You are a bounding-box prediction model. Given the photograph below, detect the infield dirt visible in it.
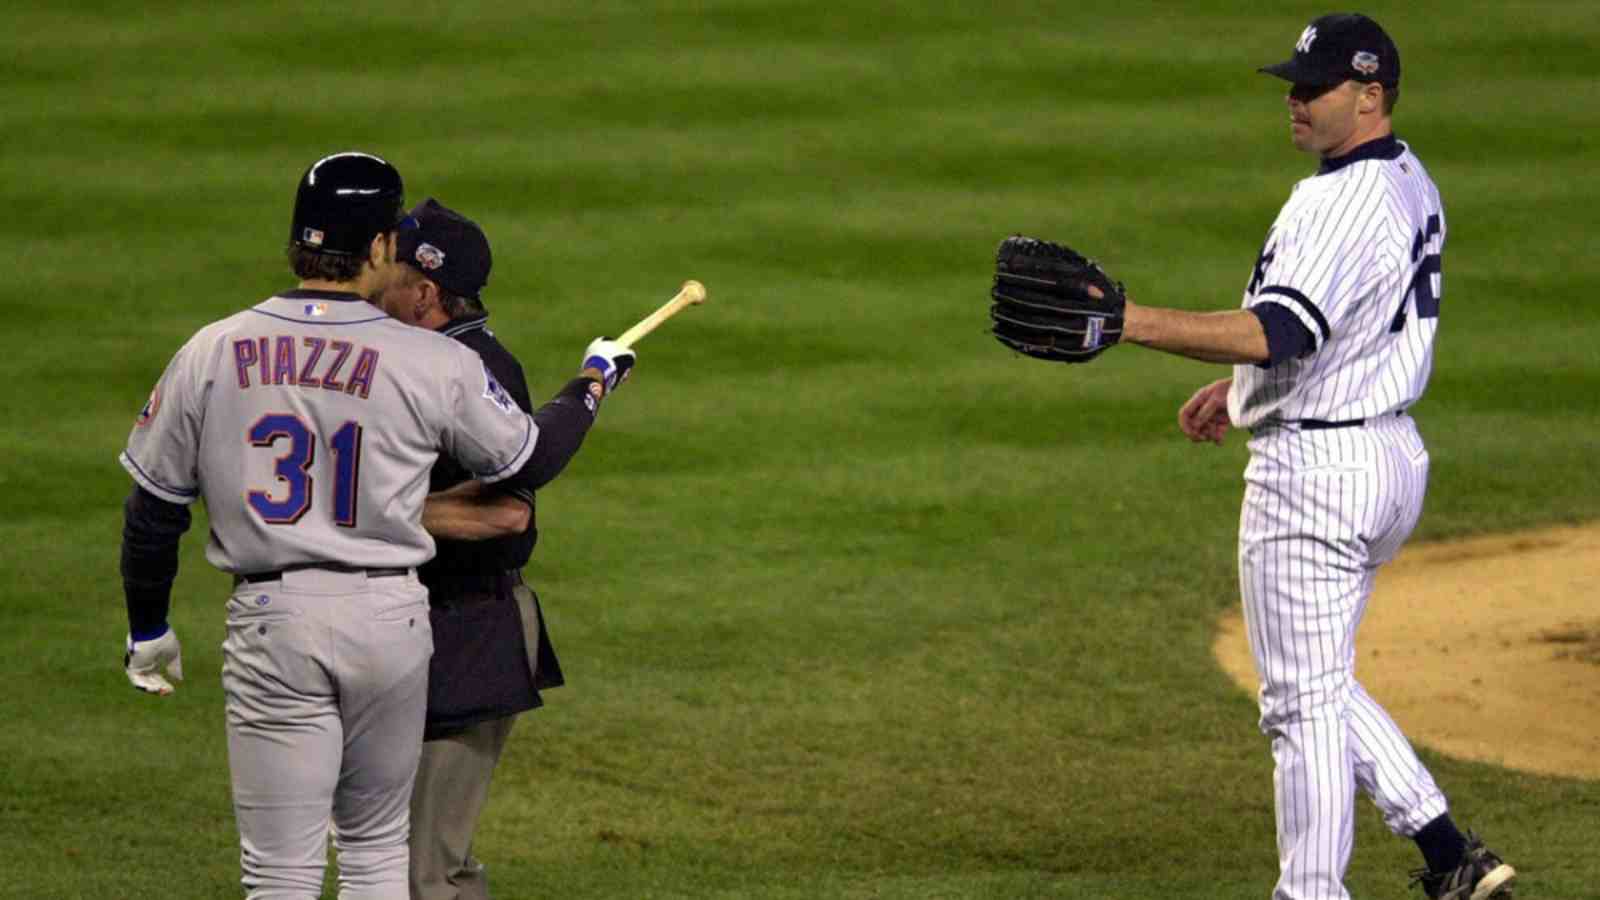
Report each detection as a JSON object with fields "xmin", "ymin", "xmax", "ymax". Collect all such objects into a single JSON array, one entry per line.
[{"xmin": 1214, "ymin": 522, "xmax": 1600, "ymax": 780}]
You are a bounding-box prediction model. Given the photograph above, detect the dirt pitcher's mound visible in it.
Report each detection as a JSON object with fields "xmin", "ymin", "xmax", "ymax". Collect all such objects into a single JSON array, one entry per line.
[{"xmin": 1214, "ymin": 522, "xmax": 1600, "ymax": 781}]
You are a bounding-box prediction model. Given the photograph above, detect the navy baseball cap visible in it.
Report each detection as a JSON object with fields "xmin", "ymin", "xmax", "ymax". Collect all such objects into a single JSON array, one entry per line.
[
  {"xmin": 395, "ymin": 198, "xmax": 492, "ymax": 301},
  {"xmin": 1259, "ymin": 13, "xmax": 1400, "ymax": 87}
]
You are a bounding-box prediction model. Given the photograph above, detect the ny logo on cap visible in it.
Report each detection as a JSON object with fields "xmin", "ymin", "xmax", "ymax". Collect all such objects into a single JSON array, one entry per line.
[{"xmin": 1296, "ymin": 25, "xmax": 1318, "ymax": 53}]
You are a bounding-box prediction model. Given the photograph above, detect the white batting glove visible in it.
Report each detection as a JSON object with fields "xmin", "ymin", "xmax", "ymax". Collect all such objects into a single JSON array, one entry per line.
[
  {"xmin": 125, "ymin": 628, "xmax": 183, "ymax": 696},
  {"xmin": 581, "ymin": 337, "xmax": 636, "ymax": 395}
]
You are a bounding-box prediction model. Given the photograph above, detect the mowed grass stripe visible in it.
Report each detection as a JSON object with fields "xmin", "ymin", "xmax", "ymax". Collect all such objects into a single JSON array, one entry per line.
[{"xmin": 2, "ymin": 2, "xmax": 1596, "ymax": 898}]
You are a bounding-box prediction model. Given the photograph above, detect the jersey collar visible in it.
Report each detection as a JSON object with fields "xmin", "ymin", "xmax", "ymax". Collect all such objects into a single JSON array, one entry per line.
[
  {"xmin": 278, "ymin": 288, "xmax": 369, "ymax": 303},
  {"xmin": 1318, "ymin": 134, "xmax": 1403, "ymax": 175},
  {"xmin": 439, "ymin": 313, "xmax": 490, "ymax": 338},
  {"xmin": 254, "ymin": 290, "xmax": 390, "ymax": 325}
]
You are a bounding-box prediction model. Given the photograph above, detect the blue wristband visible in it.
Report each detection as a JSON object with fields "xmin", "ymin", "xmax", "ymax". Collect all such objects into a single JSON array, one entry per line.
[{"xmin": 130, "ymin": 624, "xmax": 170, "ymax": 642}]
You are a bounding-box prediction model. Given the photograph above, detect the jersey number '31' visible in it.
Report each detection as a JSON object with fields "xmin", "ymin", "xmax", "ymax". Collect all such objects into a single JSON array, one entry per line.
[
  {"xmin": 1390, "ymin": 213, "xmax": 1442, "ymax": 332},
  {"xmin": 247, "ymin": 414, "xmax": 364, "ymax": 527}
]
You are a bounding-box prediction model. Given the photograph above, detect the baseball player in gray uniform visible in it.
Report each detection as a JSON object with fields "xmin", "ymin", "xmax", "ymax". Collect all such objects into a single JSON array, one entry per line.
[
  {"xmin": 1110, "ymin": 15, "xmax": 1514, "ymax": 900},
  {"xmin": 118, "ymin": 151, "xmax": 635, "ymax": 899}
]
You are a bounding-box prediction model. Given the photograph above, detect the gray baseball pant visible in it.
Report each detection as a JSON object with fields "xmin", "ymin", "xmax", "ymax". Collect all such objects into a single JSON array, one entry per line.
[{"xmin": 222, "ymin": 568, "xmax": 433, "ymax": 899}]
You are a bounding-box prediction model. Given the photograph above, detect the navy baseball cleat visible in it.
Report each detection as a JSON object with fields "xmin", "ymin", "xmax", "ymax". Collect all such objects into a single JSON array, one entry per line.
[{"xmin": 1410, "ymin": 832, "xmax": 1516, "ymax": 899}]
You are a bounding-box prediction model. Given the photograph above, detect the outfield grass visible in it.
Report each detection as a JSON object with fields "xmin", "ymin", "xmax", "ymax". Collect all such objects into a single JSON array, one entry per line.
[{"xmin": 2, "ymin": 2, "xmax": 1596, "ymax": 898}]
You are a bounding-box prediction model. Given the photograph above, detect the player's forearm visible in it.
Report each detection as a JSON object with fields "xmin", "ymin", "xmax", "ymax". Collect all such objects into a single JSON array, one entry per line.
[
  {"xmin": 1122, "ymin": 302, "xmax": 1270, "ymax": 365},
  {"xmin": 422, "ymin": 482, "xmax": 530, "ymax": 540},
  {"xmin": 499, "ymin": 376, "xmax": 601, "ymax": 496},
  {"xmin": 121, "ymin": 485, "xmax": 191, "ymax": 638}
]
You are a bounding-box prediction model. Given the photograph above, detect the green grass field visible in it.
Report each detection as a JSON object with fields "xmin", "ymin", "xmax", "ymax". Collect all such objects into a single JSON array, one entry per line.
[{"xmin": 3, "ymin": 2, "xmax": 1597, "ymax": 897}]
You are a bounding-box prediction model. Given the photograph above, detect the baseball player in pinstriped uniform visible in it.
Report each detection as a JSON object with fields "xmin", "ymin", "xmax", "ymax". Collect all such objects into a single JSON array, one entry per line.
[
  {"xmin": 118, "ymin": 152, "xmax": 635, "ymax": 898},
  {"xmin": 1113, "ymin": 15, "xmax": 1515, "ymax": 900}
]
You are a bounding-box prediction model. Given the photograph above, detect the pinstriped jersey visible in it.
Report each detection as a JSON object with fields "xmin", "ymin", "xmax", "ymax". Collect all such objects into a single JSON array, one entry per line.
[
  {"xmin": 120, "ymin": 290, "xmax": 538, "ymax": 574},
  {"xmin": 1228, "ymin": 136, "xmax": 1445, "ymax": 429}
]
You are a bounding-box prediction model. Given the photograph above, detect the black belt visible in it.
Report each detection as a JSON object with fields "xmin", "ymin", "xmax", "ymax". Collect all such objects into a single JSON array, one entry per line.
[
  {"xmin": 1294, "ymin": 409, "xmax": 1406, "ymax": 430},
  {"xmin": 423, "ymin": 570, "xmax": 522, "ymax": 597},
  {"xmin": 235, "ymin": 565, "xmax": 410, "ymax": 585},
  {"xmin": 421, "ymin": 571, "xmax": 523, "ymax": 610}
]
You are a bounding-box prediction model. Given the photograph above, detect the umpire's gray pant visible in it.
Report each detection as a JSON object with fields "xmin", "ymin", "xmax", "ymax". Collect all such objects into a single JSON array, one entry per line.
[
  {"xmin": 408, "ymin": 715, "xmax": 517, "ymax": 900},
  {"xmin": 223, "ymin": 568, "xmax": 433, "ymax": 899}
]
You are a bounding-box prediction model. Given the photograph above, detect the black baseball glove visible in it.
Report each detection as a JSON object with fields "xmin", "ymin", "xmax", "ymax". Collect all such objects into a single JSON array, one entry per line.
[{"xmin": 990, "ymin": 235, "xmax": 1126, "ymax": 363}]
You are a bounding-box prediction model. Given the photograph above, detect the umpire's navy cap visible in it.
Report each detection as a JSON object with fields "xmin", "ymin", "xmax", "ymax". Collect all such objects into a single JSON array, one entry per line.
[
  {"xmin": 1259, "ymin": 13, "xmax": 1400, "ymax": 87},
  {"xmin": 395, "ymin": 198, "xmax": 492, "ymax": 301}
]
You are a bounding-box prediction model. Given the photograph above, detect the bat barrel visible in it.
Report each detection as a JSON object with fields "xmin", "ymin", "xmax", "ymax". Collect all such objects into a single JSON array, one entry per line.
[{"xmin": 616, "ymin": 280, "xmax": 707, "ymax": 348}]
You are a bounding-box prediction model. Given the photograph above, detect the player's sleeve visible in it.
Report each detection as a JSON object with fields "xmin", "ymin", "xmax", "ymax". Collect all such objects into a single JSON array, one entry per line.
[
  {"xmin": 122, "ymin": 484, "xmax": 192, "ymax": 639},
  {"xmin": 439, "ymin": 345, "xmax": 540, "ymax": 485},
  {"xmin": 497, "ymin": 377, "xmax": 601, "ymax": 496},
  {"xmin": 471, "ymin": 348, "xmax": 598, "ymax": 502},
  {"xmin": 1246, "ymin": 184, "xmax": 1384, "ymax": 355},
  {"xmin": 1249, "ymin": 303, "xmax": 1316, "ymax": 366},
  {"xmin": 499, "ymin": 355, "xmax": 534, "ymax": 418},
  {"xmin": 1247, "ymin": 223, "xmax": 1333, "ymax": 355},
  {"xmin": 119, "ymin": 336, "xmax": 207, "ymax": 505}
]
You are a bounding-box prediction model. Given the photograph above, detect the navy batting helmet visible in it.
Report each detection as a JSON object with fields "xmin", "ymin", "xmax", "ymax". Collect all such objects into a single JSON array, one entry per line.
[{"xmin": 289, "ymin": 152, "xmax": 406, "ymax": 256}]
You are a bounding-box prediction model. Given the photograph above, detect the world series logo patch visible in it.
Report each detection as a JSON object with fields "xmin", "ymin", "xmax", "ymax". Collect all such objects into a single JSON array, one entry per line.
[
  {"xmin": 481, "ymin": 363, "xmax": 517, "ymax": 415},
  {"xmin": 135, "ymin": 384, "xmax": 162, "ymax": 427},
  {"xmin": 415, "ymin": 242, "xmax": 446, "ymax": 271}
]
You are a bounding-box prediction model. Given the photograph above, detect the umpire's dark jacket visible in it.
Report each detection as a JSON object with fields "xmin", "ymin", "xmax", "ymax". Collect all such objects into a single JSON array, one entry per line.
[{"xmin": 421, "ymin": 313, "xmax": 576, "ymax": 741}]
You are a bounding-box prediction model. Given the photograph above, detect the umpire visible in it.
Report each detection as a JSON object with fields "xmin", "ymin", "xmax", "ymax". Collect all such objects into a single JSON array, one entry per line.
[{"xmin": 383, "ymin": 199, "xmax": 589, "ymax": 900}]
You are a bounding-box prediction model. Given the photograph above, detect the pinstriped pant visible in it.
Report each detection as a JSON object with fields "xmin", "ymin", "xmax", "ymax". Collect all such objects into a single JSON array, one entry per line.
[{"xmin": 1239, "ymin": 415, "xmax": 1448, "ymax": 900}]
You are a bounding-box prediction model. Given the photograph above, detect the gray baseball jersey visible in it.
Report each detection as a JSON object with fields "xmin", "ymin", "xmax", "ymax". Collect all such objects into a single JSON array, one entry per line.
[{"xmin": 120, "ymin": 289, "xmax": 537, "ymax": 574}]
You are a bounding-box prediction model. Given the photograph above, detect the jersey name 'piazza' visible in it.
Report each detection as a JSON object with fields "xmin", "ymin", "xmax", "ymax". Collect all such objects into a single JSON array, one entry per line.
[{"xmin": 232, "ymin": 335, "xmax": 380, "ymax": 398}]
